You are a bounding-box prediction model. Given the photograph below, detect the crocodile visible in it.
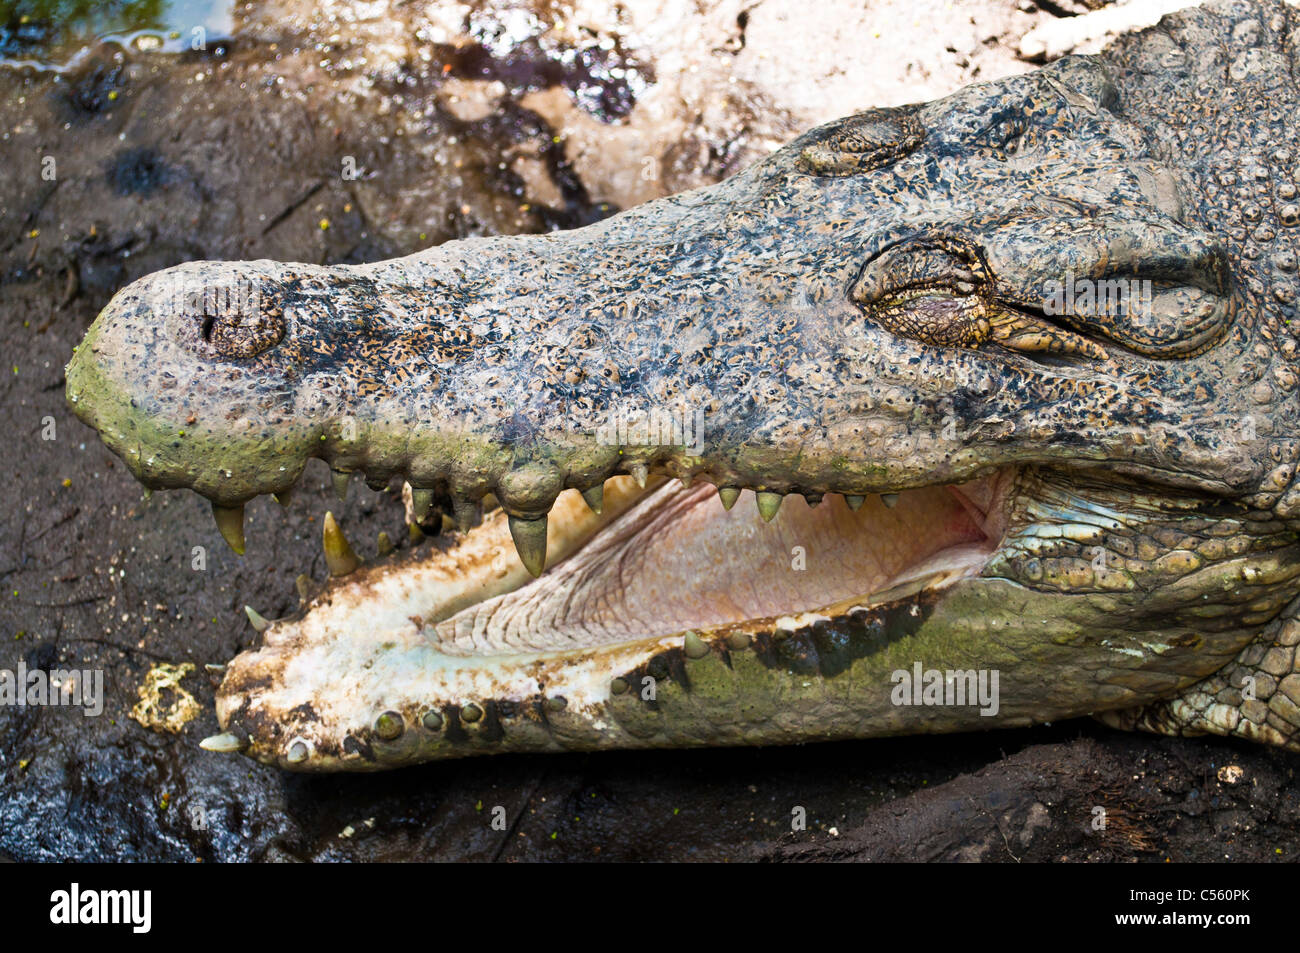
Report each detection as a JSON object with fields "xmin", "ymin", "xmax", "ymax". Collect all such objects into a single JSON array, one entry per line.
[{"xmin": 64, "ymin": 0, "xmax": 1300, "ymax": 771}]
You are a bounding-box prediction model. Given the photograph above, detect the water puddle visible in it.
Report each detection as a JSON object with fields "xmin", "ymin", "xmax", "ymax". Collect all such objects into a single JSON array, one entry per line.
[
  {"xmin": 444, "ymin": 6, "xmax": 651, "ymax": 122},
  {"xmin": 0, "ymin": 0, "xmax": 234, "ymax": 70}
]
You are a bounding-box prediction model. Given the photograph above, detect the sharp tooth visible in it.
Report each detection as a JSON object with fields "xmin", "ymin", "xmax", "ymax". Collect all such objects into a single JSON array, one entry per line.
[
  {"xmin": 756, "ymin": 491, "xmax": 783, "ymax": 522},
  {"xmin": 244, "ymin": 605, "xmax": 270, "ymax": 632},
  {"xmin": 718, "ymin": 487, "xmax": 740, "ymax": 510},
  {"xmin": 845, "ymin": 495, "xmax": 865, "ymax": 511},
  {"xmin": 323, "ymin": 511, "xmax": 360, "ymax": 576},
  {"xmin": 286, "ymin": 740, "xmax": 309, "ymax": 764},
  {"xmin": 295, "ymin": 573, "xmax": 312, "ymax": 602},
  {"xmin": 581, "ymin": 484, "xmax": 604, "ymax": 515},
  {"xmin": 882, "ymin": 493, "xmax": 899, "ymax": 508},
  {"xmin": 683, "ymin": 630, "xmax": 709, "ymax": 659},
  {"xmin": 331, "ymin": 469, "xmax": 350, "ymax": 501},
  {"xmin": 507, "ymin": 514, "xmax": 548, "ymax": 577},
  {"xmin": 726, "ymin": 631, "xmax": 750, "ymax": 650},
  {"xmin": 273, "ymin": 487, "xmax": 293, "ymax": 507},
  {"xmin": 212, "ymin": 502, "xmax": 245, "ymax": 555},
  {"xmin": 204, "ymin": 663, "xmax": 226, "ymax": 674},
  {"xmin": 200, "ymin": 733, "xmax": 245, "ymax": 753},
  {"xmin": 376, "ymin": 531, "xmax": 394, "ymax": 556},
  {"xmin": 452, "ymin": 495, "xmax": 482, "ymax": 532},
  {"xmin": 142, "ymin": 489, "xmax": 153, "ymax": 501},
  {"xmin": 407, "ymin": 521, "xmax": 425, "ymax": 545},
  {"xmin": 410, "ymin": 487, "xmax": 433, "ymax": 522},
  {"xmin": 630, "ymin": 463, "xmax": 648, "ymax": 489}
]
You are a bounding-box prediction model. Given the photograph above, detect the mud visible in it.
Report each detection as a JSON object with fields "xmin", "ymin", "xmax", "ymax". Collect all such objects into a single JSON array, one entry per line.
[
  {"xmin": 764, "ymin": 733, "xmax": 1300, "ymax": 862},
  {"xmin": 2, "ymin": 0, "xmax": 1298, "ymax": 862}
]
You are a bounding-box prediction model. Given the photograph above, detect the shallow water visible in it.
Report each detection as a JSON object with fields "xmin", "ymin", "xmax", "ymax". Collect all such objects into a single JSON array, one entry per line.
[{"xmin": 0, "ymin": 0, "xmax": 233, "ymax": 69}]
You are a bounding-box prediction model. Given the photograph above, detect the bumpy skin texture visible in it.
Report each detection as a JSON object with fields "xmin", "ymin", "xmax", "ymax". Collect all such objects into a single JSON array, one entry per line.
[{"xmin": 66, "ymin": 0, "xmax": 1300, "ymax": 769}]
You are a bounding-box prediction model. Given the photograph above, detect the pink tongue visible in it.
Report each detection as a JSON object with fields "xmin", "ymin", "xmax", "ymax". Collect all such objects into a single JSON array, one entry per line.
[
  {"xmin": 602, "ymin": 485, "xmax": 985, "ymax": 628},
  {"xmin": 463, "ymin": 483, "xmax": 989, "ymax": 647}
]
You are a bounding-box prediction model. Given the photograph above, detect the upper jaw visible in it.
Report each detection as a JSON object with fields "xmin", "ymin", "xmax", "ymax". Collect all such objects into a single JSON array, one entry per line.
[
  {"xmin": 65, "ymin": 67, "xmax": 1273, "ymax": 536},
  {"xmin": 65, "ymin": 244, "xmax": 1261, "ymax": 553}
]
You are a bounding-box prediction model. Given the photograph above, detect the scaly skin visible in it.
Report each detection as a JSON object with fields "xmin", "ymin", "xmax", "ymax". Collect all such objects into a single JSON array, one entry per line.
[{"xmin": 66, "ymin": 0, "xmax": 1300, "ymax": 769}]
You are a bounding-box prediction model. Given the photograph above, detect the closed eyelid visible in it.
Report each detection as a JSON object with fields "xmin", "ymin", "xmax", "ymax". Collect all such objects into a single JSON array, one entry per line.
[{"xmin": 797, "ymin": 109, "xmax": 925, "ymax": 177}]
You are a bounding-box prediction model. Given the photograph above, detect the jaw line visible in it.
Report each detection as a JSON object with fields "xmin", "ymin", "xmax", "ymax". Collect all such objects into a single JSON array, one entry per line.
[
  {"xmin": 228, "ymin": 468, "xmax": 1015, "ymax": 666},
  {"xmin": 213, "ymin": 469, "xmax": 1014, "ymax": 768}
]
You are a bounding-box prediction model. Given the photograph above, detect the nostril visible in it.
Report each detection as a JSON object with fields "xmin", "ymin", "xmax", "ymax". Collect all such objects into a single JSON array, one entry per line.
[
  {"xmin": 174, "ymin": 272, "xmax": 286, "ymax": 359},
  {"xmin": 198, "ymin": 309, "xmax": 284, "ymax": 359}
]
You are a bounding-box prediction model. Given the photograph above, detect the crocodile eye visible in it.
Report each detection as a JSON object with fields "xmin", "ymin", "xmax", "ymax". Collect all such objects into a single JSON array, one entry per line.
[
  {"xmin": 797, "ymin": 108, "xmax": 925, "ymax": 176},
  {"xmin": 177, "ymin": 277, "xmax": 285, "ymax": 359}
]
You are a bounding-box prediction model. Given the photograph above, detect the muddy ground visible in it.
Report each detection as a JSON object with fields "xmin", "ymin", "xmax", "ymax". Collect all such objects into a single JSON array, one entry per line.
[{"xmin": 1, "ymin": 0, "xmax": 1298, "ymax": 862}]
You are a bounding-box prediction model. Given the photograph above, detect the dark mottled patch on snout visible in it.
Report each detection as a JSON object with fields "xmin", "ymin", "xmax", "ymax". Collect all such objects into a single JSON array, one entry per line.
[
  {"xmin": 441, "ymin": 701, "xmax": 509, "ymax": 743},
  {"xmin": 754, "ymin": 628, "xmax": 821, "ymax": 676},
  {"xmin": 477, "ymin": 701, "xmax": 506, "ymax": 742},
  {"xmin": 609, "ymin": 595, "xmax": 939, "ymax": 709},
  {"xmin": 806, "ymin": 607, "xmax": 920, "ymax": 678},
  {"xmin": 225, "ymin": 699, "xmax": 288, "ymax": 757},
  {"xmin": 342, "ymin": 734, "xmax": 376, "ymax": 761},
  {"xmin": 286, "ymin": 702, "xmax": 318, "ymax": 724},
  {"xmin": 629, "ymin": 651, "xmax": 692, "ymax": 711},
  {"xmin": 789, "ymin": 593, "xmax": 938, "ymax": 679},
  {"xmin": 443, "ymin": 705, "xmax": 468, "ymax": 742},
  {"xmin": 220, "ymin": 671, "xmax": 273, "ymax": 696}
]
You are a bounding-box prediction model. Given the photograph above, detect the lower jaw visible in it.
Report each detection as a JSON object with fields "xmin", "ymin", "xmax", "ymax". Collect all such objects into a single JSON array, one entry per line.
[
  {"xmin": 218, "ymin": 579, "xmax": 974, "ymax": 770},
  {"xmin": 215, "ymin": 473, "xmax": 1011, "ymax": 769}
]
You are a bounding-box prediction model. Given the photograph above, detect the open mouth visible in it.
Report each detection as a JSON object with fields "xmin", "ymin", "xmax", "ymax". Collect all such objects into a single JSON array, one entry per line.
[
  {"xmin": 211, "ymin": 468, "xmax": 1019, "ymax": 765},
  {"xmin": 341, "ymin": 470, "xmax": 1016, "ymax": 660},
  {"xmin": 451, "ymin": 482, "xmax": 1000, "ymax": 651}
]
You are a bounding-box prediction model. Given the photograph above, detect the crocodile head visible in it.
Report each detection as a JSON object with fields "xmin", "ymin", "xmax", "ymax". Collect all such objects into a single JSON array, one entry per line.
[{"xmin": 66, "ymin": 3, "xmax": 1300, "ymax": 770}]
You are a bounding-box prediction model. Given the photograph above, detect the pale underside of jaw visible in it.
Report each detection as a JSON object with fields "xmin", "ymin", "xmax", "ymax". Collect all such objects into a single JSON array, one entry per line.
[
  {"xmin": 270, "ymin": 471, "xmax": 1011, "ymax": 662},
  {"xmin": 214, "ymin": 470, "xmax": 1015, "ymax": 763}
]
